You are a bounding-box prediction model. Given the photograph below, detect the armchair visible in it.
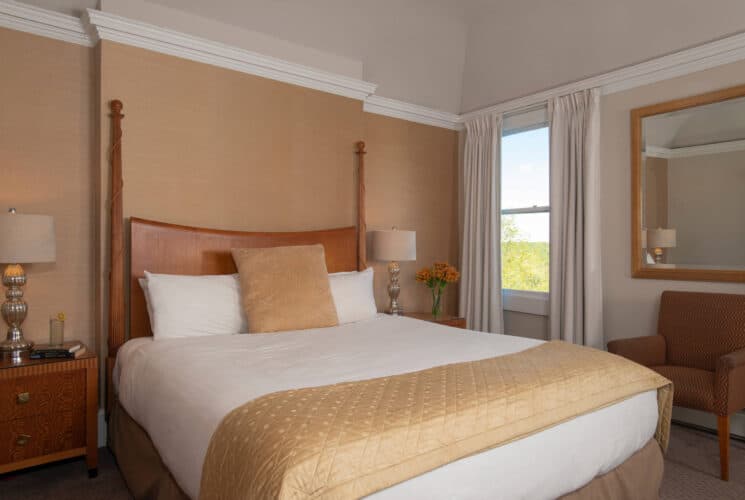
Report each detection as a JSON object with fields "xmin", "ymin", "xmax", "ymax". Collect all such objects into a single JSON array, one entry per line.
[{"xmin": 608, "ymin": 291, "xmax": 745, "ymax": 481}]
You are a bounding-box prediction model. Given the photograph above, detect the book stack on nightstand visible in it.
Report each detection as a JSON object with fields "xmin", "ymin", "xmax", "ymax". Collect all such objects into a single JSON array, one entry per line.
[
  {"xmin": 0, "ymin": 343, "xmax": 98, "ymax": 477},
  {"xmin": 401, "ymin": 312, "xmax": 467, "ymax": 329}
]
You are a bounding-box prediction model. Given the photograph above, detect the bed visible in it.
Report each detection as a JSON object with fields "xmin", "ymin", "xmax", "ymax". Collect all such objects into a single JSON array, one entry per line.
[{"xmin": 104, "ymin": 100, "xmax": 671, "ymax": 500}]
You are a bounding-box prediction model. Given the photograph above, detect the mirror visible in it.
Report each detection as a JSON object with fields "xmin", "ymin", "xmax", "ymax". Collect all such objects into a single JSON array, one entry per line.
[{"xmin": 632, "ymin": 84, "xmax": 745, "ymax": 282}]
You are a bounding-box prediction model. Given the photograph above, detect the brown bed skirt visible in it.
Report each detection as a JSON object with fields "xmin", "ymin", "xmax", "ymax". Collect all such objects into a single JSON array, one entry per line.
[{"xmin": 109, "ymin": 399, "xmax": 664, "ymax": 500}]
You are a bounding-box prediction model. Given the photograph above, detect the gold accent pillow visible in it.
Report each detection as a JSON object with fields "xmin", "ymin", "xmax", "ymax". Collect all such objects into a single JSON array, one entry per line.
[{"xmin": 231, "ymin": 244, "xmax": 339, "ymax": 333}]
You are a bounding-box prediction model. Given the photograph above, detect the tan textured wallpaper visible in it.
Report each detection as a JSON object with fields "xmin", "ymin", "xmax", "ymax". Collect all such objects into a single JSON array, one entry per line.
[
  {"xmin": 363, "ymin": 114, "xmax": 459, "ymax": 314},
  {"xmin": 0, "ymin": 28, "xmax": 96, "ymax": 351},
  {"xmin": 98, "ymin": 40, "xmax": 460, "ymax": 334}
]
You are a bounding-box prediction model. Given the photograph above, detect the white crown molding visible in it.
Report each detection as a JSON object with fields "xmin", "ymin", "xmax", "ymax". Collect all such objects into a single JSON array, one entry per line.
[
  {"xmin": 646, "ymin": 139, "xmax": 745, "ymax": 159},
  {"xmin": 6, "ymin": 1, "xmax": 745, "ymax": 131},
  {"xmin": 84, "ymin": 9, "xmax": 377, "ymax": 101},
  {"xmin": 461, "ymin": 30, "xmax": 745, "ymax": 123},
  {"xmin": 363, "ymin": 95, "xmax": 461, "ymax": 130},
  {"xmin": 0, "ymin": 0, "xmax": 92, "ymax": 46}
]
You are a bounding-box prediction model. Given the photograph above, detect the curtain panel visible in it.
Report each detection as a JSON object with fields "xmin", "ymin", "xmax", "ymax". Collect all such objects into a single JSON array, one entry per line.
[
  {"xmin": 460, "ymin": 114, "xmax": 504, "ymax": 333},
  {"xmin": 548, "ymin": 88, "xmax": 603, "ymax": 347}
]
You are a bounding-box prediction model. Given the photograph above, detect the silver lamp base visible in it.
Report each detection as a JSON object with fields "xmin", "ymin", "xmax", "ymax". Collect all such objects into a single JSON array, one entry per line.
[
  {"xmin": 387, "ymin": 261, "xmax": 403, "ymax": 315},
  {"xmin": 1, "ymin": 263, "xmax": 33, "ymax": 363}
]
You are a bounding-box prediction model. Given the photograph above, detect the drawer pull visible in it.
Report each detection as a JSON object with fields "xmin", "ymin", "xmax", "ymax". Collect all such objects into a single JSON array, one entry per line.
[
  {"xmin": 16, "ymin": 392, "xmax": 30, "ymax": 404},
  {"xmin": 16, "ymin": 434, "xmax": 31, "ymax": 446}
]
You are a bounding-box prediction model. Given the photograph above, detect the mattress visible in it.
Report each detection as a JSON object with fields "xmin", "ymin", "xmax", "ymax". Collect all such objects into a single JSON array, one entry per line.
[{"xmin": 114, "ymin": 315, "xmax": 658, "ymax": 499}]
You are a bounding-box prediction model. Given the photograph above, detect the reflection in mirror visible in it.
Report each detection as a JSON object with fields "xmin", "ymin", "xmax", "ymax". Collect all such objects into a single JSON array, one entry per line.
[{"xmin": 640, "ymin": 94, "xmax": 745, "ymax": 271}]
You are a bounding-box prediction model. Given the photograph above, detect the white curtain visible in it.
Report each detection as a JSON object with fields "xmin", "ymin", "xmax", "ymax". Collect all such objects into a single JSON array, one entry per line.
[
  {"xmin": 460, "ymin": 113, "xmax": 503, "ymax": 333},
  {"xmin": 549, "ymin": 88, "xmax": 603, "ymax": 347}
]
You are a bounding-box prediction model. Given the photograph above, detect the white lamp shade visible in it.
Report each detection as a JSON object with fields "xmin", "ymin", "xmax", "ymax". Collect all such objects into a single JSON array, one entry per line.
[
  {"xmin": 0, "ymin": 212, "xmax": 56, "ymax": 263},
  {"xmin": 647, "ymin": 228, "xmax": 676, "ymax": 249},
  {"xmin": 372, "ymin": 229, "xmax": 416, "ymax": 262}
]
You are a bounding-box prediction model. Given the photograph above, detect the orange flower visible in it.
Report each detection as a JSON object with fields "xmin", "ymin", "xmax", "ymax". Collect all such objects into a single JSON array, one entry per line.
[
  {"xmin": 416, "ymin": 263, "xmax": 459, "ymax": 287},
  {"xmin": 415, "ymin": 268, "xmax": 432, "ymax": 282},
  {"xmin": 444, "ymin": 267, "xmax": 460, "ymax": 283}
]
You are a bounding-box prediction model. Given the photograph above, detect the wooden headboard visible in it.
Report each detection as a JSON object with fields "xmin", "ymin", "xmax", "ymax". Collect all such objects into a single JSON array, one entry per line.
[
  {"xmin": 106, "ymin": 100, "xmax": 368, "ymax": 372},
  {"xmin": 128, "ymin": 219, "xmax": 360, "ymax": 340}
]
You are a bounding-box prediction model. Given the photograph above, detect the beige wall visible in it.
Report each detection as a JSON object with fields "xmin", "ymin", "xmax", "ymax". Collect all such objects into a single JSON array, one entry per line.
[
  {"xmin": 504, "ymin": 311, "xmax": 548, "ymax": 340},
  {"xmin": 98, "ymin": 40, "xmax": 461, "ymax": 335},
  {"xmin": 364, "ymin": 113, "xmax": 459, "ymax": 314},
  {"xmin": 602, "ymin": 60, "xmax": 745, "ymax": 344},
  {"xmin": 0, "ymin": 28, "xmax": 96, "ymax": 350},
  {"xmin": 643, "ymin": 156, "xmax": 668, "ymax": 231},
  {"xmin": 666, "ymin": 150, "xmax": 745, "ymax": 266}
]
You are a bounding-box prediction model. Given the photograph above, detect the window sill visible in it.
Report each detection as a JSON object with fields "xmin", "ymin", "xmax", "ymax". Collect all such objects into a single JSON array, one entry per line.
[{"xmin": 503, "ymin": 289, "xmax": 549, "ymax": 316}]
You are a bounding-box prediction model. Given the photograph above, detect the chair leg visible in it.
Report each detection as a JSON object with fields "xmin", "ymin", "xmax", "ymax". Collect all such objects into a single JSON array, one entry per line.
[{"xmin": 717, "ymin": 414, "xmax": 730, "ymax": 481}]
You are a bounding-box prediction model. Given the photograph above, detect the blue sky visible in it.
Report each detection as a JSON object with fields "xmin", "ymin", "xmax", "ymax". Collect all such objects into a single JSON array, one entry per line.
[{"xmin": 501, "ymin": 126, "xmax": 550, "ymax": 242}]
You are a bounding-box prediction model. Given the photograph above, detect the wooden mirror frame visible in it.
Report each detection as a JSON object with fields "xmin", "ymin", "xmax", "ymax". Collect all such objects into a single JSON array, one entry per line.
[{"xmin": 631, "ymin": 83, "xmax": 745, "ymax": 282}]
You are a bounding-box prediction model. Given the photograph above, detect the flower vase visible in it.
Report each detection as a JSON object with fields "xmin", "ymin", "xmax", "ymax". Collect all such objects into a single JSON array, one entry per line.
[{"xmin": 431, "ymin": 289, "xmax": 442, "ymax": 319}]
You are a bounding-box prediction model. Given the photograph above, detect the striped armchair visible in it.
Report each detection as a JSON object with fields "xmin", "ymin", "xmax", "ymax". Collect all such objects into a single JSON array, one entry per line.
[{"xmin": 607, "ymin": 291, "xmax": 745, "ymax": 481}]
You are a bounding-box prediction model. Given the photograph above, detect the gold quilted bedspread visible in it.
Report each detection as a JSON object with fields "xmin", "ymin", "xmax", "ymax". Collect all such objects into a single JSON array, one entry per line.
[{"xmin": 200, "ymin": 341, "xmax": 673, "ymax": 500}]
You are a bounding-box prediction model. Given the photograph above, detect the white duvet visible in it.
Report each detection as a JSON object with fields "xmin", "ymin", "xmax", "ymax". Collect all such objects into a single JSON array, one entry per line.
[{"xmin": 115, "ymin": 315, "xmax": 658, "ymax": 500}]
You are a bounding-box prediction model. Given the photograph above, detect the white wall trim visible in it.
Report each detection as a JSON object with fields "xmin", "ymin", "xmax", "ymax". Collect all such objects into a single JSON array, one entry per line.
[
  {"xmin": 460, "ymin": 30, "xmax": 745, "ymax": 123},
  {"xmin": 84, "ymin": 9, "xmax": 377, "ymax": 101},
  {"xmin": 363, "ymin": 95, "xmax": 462, "ymax": 130},
  {"xmin": 6, "ymin": 1, "xmax": 745, "ymax": 129},
  {"xmin": 646, "ymin": 139, "xmax": 745, "ymax": 159},
  {"xmin": 503, "ymin": 289, "xmax": 549, "ymax": 316},
  {"xmin": 0, "ymin": 0, "xmax": 92, "ymax": 46},
  {"xmin": 673, "ymin": 406, "xmax": 745, "ymax": 439}
]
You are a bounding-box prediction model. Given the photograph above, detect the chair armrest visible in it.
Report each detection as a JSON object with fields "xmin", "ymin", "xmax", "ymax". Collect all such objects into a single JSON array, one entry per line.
[
  {"xmin": 715, "ymin": 347, "xmax": 745, "ymax": 415},
  {"xmin": 607, "ymin": 335, "xmax": 666, "ymax": 367}
]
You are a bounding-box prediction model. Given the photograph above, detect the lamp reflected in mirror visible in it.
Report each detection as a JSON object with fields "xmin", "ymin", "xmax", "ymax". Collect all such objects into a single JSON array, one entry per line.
[{"xmin": 647, "ymin": 228, "xmax": 676, "ymax": 264}]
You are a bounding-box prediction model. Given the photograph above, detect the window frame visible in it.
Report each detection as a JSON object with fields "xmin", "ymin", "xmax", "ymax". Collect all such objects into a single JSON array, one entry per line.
[{"xmin": 500, "ymin": 111, "xmax": 550, "ymax": 315}]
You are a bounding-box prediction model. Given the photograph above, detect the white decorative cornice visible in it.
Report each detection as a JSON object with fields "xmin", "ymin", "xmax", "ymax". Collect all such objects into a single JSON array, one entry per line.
[
  {"xmin": 363, "ymin": 95, "xmax": 461, "ymax": 130},
  {"xmin": 5, "ymin": 1, "xmax": 745, "ymax": 130},
  {"xmin": 0, "ymin": 0, "xmax": 92, "ymax": 46},
  {"xmin": 461, "ymin": 30, "xmax": 745, "ymax": 123},
  {"xmin": 84, "ymin": 9, "xmax": 377, "ymax": 101},
  {"xmin": 646, "ymin": 139, "xmax": 745, "ymax": 159}
]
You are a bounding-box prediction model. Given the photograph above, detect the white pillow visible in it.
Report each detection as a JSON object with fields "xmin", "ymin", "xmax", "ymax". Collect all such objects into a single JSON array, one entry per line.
[
  {"xmin": 328, "ymin": 267, "xmax": 377, "ymax": 324},
  {"xmin": 142, "ymin": 271, "xmax": 248, "ymax": 340}
]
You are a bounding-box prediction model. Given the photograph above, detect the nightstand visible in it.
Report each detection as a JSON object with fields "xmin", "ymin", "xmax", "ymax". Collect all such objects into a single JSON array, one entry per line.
[
  {"xmin": 0, "ymin": 345, "xmax": 98, "ymax": 477},
  {"xmin": 402, "ymin": 312, "xmax": 467, "ymax": 329}
]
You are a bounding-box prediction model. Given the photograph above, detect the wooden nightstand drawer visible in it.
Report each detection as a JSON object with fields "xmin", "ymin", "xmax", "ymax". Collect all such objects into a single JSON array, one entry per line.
[
  {"xmin": 0, "ymin": 411, "xmax": 86, "ymax": 466},
  {"xmin": 0, "ymin": 369, "xmax": 86, "ymax": 421},
  {"xmin": 0, "ymin": 350, "xmax": 98, "ymax": 476}
]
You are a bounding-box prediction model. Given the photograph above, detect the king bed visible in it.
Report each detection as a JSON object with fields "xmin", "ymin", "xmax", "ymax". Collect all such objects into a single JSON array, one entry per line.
[{"xmin": 105, "ymin": 101, "xmax": 672, "ymax": 499}]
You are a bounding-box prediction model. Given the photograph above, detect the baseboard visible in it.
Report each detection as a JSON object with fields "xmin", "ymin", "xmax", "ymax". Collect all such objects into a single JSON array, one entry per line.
[
  {"xmin": 98, "ymin": 408, "xmax": 107, "ymax": 448},
  {"xmin": 672, "ymin": 406, "xmax": 745, "ymax": 438}
]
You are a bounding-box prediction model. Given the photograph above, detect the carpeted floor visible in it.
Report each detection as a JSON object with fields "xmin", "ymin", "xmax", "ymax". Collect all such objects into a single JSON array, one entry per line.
[{"xmin": 1, "ymin": 424, "xmax": 742, "ymax": 499}]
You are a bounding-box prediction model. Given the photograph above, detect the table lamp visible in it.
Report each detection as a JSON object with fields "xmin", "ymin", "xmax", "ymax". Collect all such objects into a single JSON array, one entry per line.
[
  {"xmin": 0, "ymin": 208, "xmax": 56, "ymax": 362},
  {"xmin": 372, "ymin": 228, "xmax": 416, "ymax": 315},
  {"xmin": 647, "ymin": 228, "xmax": 676, "ymax": 264}
]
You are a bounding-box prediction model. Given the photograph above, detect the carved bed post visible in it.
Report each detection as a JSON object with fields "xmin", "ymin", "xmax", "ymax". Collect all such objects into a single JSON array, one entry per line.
[
  {"xmin": 108, "ymin": 100, "xmax": 125, "ymax": 357},
  {"xmin": 356, "ymin": 141, "xmax": 367, "ymax": 271},
  {"xmin": 106, "ymin": 99, "xmax": 125, "ymax": 415}
]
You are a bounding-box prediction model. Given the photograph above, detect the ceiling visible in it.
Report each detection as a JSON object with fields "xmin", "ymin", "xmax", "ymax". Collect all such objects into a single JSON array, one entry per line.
[{"xmin": 645, "ymin": 97, "xmax": 745, "ymax": 149}]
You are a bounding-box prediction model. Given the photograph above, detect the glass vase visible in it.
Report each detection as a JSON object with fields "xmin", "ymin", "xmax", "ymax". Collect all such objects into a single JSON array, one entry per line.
[
  {"xmin": 49, "ymin": 317, "xmax": 65, "ymax": 347},
  {"xmin": 431, "ymin": 289, "xmax": 443, "ymax": 319}
]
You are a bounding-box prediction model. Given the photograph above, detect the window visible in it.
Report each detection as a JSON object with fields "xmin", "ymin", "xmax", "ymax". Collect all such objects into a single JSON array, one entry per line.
[{"xmin": 501, "ymin": 125, "xmax": 549, "ymax": 296}]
